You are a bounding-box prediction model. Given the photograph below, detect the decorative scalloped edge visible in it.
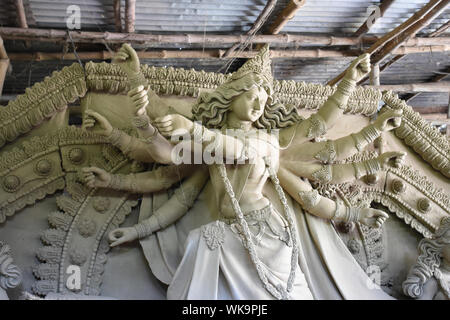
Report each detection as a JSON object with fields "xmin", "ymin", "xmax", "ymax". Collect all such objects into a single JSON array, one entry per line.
[
  {"xmin": 0, "ymin": 177, "xmax": 65, "ymax": 224},
  {"xmin": 85, "ymin": 62, "xmax": 381, "ymax": 115},
  {"xmin": 382, "ymin": 91, "xmax": 450, "ymax": 178},
  {"xmin": 388, "ymin": 165, "xmax": 449, "ymax": 214},
  {"xmin": 0, "ymin": 64, "xmax": 87, "ymax": 148},
  {"xmin": 366, "ymin": 191, "xmax": 433, "ymax": 238}
]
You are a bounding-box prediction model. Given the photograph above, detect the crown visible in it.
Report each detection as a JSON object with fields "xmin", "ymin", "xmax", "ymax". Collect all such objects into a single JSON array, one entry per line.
[{"xmin": 229, "ymin": 44, "xmax": 273, "ymax": 86}]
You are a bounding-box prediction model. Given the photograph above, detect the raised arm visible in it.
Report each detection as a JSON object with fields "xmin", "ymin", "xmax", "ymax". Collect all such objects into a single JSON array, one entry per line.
[
  {"xmin": 277, "ymin": 166, "xmax": 388, "ymax": 228},
  {"xmin": 279, "ymin": 54, "xmax": 372, "ymax": 148},
  {"xmin": 281, "ymin": 108, "xmax": 403, "ymax": 163}
]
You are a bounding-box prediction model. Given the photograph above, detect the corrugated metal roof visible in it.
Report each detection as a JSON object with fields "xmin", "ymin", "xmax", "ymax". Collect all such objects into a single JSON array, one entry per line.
[
  {"xmin": 1, "ymin": 0, "xmax": 449, "ymax": 112},
  {"xmin": 269, "ymin": 0, "xmax": 449, "ymax": 35}
]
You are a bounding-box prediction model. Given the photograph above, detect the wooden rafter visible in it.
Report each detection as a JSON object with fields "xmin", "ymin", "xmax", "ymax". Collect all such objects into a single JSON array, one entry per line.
[
  {"xmin": 14, "ymin": 0, "xmax": 28, "ymax": 29},
  {"xmin": 125, "ymin": 0, "xmax": 136, "ymax": 33},
  {"xmin": 7, "ymin": 45, "xmax": 450, "ymax": 61},
  {"xmin": 354, "ymin": 0, "xmax": 396, "ymax": 37},
  {"xmin": 266, "ymin": 0, "xmax": 306, "ymax": 35},
  {"xmin": 402, "ymin": 67, "xmax": 450, "ymax": 102},
  {"xmin": 0, "ymin": 36, "xmax": 10, "ymax": 96},
  {"xmin": 223, "ymin": 0, "xmax": 278, "ymax": 58},
  {"xmin": 428, "ymin": 20, "xmax": 450, "ymax": 37},
  {"xmin": 114, "ymin": 0, "xmax": 122, "ymax": 33},
  {"xmin": 366, "ymin": 82, "xmax": 450, "ymax": 93},
  {"xmin": 328, "ymin": 0, "xmax": 450, "ymax": 86},
  {"xmin": 3, "ymin": 27, "xmax": 450, "ymax": 47}
]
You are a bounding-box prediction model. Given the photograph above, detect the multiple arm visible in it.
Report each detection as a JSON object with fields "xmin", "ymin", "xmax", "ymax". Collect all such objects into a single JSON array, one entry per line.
[
  {"xmin": 108, "ymin": 165, "xmax": 209, "ymax": 247},
  {"xmin": 279, "ymin": 54, "xmax": 371, "ymax": 148}
]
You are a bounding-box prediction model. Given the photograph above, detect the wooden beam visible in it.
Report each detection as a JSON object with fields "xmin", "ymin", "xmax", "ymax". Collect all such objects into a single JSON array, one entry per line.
[
  {"xmin": 114, "ymin": 0, "xmax": 122, "ymax": 33},
  {"xmin": 3, "ymin": 27, "xmax": 450, "ymax": 47},
  {"xmin": 328, "ymin": 0, "xmax": 450, "ymax": 86},
  {"xmin": 0, "ymin": 59, "xmax": 9, "ymax": 96},
  {"xmin": 125, "ymin": 0, "xmax": 136, "ymax": 33},
  {"xmin": 354, "ymin": 0, "xmax": 396, "ymax": 37},
  {"xmin": 267, "ymin": 0, "xmax": 306, "ymax": 34},
  {"xmin": 428, "ymin": 20, "xmax": 450, "ymax": 37},
  {"xmin": 14, "ymin": 0, "xmax": 28, "ymax": 29},
  {"xmin": 0, "ymin": 36, "xmax": 8, "ymax": 60},
  {"xmin": 223, "ymin": 0, "xmax": 278, "ymax": 57},
  {"xmin": 403, "ymin": 67, "xmax": 450, "ymax": 102},
  {"xmin": 8, "ymin": 45, "xmax": 450, "ymax": 61},
  {"xmin": 365, "ymin": 82, "xmax": 450, "ymax": 93}
]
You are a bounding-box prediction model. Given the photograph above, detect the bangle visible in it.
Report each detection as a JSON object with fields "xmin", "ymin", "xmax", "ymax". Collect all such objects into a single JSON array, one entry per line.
[
  {"xmin": 108, "ymin": 174, "xmax": 123, "ymax": 190},
  {"xmin": 337, "ymin": 78, "xmax": 356, "ymax": 96},
  {"xmin": 333, "ymin": 202, "xmax": 360, "ymax": 222},
  {"xmin": 363, "ymin": 159, "xmax": 381, "ymax": 176},
  {"xmin": 361, "ymin": 125, "xmax": 380, "ymax": 144},
  {"xmin": 107, "ymin": 128, "xmax": 123, "ymax": 146}
]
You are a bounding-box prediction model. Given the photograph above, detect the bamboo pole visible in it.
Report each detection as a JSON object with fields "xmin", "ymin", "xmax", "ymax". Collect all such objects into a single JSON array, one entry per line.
[
  {"xmin": 0, "ymin": 59, "xmax": 9, "ymax": 95},
  {"xmin": 125, "ymin": 0, "xmax": 136, "ymax": 33},
  {"xmin": 223, "ymin": 0, "xmax": 278, "ymax": 57},
  {"xmin": 403, "ymin": 67, "xmax": 450, "ymax": 102},
  {"xmin": 267, "ymin": 0, "xmax": 306, "ymax": 34},
  {"xmin": 327, "ymin": 0, "xmax": 449, "ymax": 86},
  {"xmin": 428, "ymin": 20, "xmax": 450, "ymax": 37},
  {"xmin": 114, "ymin": 0, "xmax": 122, "ymax": 33},
  {"xmin": 365, "ymin": 82, "xmax": 450, "ymax": 93},
  {"xmin": 14, "ymin": 0, "xmax": 28, "ymax": 29},
  {"xmin": 8, "ymin": 45, "xmax": 450, "ymax": 61}
]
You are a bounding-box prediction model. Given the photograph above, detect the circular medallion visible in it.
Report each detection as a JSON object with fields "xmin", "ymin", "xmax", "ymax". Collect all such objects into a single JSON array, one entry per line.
[
  {"xmin": 365, "ymin": 174, "xmax": 379, "ymax": 185},
  {"xmin": 417, "ymin": 198, "xmax": 431, "ymax": 213},
  {"xmin": 69, "ymin": 247, "xmax": 87, "ymax": 266},
  {"xmin": 3, "ymin": 175, "xmax": 20, "ymax": 193},
  {"xmin": 35, "ymin": 159, "xmax": 53, "ymax": 176},
  {"xmin": 347, "ymin": 239, "xmax": 361, "ymax": 254},
  {"xmin": 391, "ymin": 179, "xmax": 406, "ymax": 194},
  {"xmin": 68, "ymin": 148, "xmax": 84, "ymax": 164}
]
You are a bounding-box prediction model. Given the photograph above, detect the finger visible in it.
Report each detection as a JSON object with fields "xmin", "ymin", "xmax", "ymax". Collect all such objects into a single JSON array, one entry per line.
[
  {"xmin": 154, "ymin": 115, "xmax": 173, "ymax": 123},
  {"xmin": 86, "ymin": 167, "xmax": 105, "ymax": 175},
  {"xmin": 128, "ymin": 85, "xmax": 145, "ymax": 97},
  {"xmin": 377, "ymin": 211, "xmax": 389, "ymax": 219},
  {"xmin": 116, "ymin": 51, "xmax": 129, "ymax": 60},
  {"xmin": 159, "ymin": 126, "xmax": 173, "ymax": 133},
  {"xmin": 129, "ymin": 87, "xmax": 147, "ymax": 99},
  {"xmin": 86, "ymin": 181, "xmax": 95, "ymax": 188},
  {"xmin": 155, "ymin": 120, "xmax": 172, "ymax": 128},
  {"xmin": 132, "ymin": 95, "xmax": 148, "ymax": 106},
  {"xmin": 122, "ymin": 43, "xmax": 139, "ymax": 62}
]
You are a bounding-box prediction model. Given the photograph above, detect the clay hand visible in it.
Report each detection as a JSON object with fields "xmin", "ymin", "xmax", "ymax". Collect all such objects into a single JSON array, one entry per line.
[
  {"xmin": 112, "ymin": 43, "xmax": 141, "ymax": 76},
  {"xmin": 345, "ymin": 53, "xmax": 371, "ymax": 82},
  {"xmin": 108, "ymin": 227, "xmax": 138, "ymax": 247},
  {"xmin": 359, "ymin": 208, "xmax": 389, "ymax": 228},
  {"xmin": 374, "ymin": 109, "xmax": 403, "ymax": 132},
  {"xmin": 82, "ymin": 167, "xmax": 111, "ymax": 188},
  {"xmin": 154, "ymin": 114, "xmax": 194, "ymax": 138},
  {"xmin": 128, "ymin": 85, "xmax": 149, "ymax": 116},
  {"xmin": 377, "ymin": 151, "xmax": 406, "ymax": 169},
  {"xmin": 82, "ymin": 110, "xmax": 113, "ymax": 136}
]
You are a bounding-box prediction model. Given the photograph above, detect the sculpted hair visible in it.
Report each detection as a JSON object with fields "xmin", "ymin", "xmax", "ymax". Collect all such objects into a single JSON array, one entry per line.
[
  {"xmin": 402, "ymin": 217, "xmax": 450, "ymax": 298},
  {"xmin": 192, "ymin": 72, "xmax": 301, "ymax": 130}
]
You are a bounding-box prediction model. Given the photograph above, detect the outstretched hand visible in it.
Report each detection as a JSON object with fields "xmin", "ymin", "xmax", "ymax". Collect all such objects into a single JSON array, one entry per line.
[
  {"xmin": 345, "ymin": 53, "xmax": 371, "ymax": 83},
  {"xmin": 82, "ymin": 110, "xmax": 113, "ymax": 137},
  {"xmin": 359, "ymin": 208, "xmax": 389, "ymax": 228},
  {"xmin": 82, "ymin": 167, "xmax": 111, "ymax": 188},
  {"xmin": 378, "ymin": 151, "xmax": 406, "ymax": 169},
  {"xmin": 374, "ymin": 109, "xmax": 403, "ymax": 132},
  {"xmin": 112, "ymin": 43, "xmax": 141, "ymax": 76},
  {"xmin": 108, "ymin": 227, "xmax": 138, "ymax": 247}
]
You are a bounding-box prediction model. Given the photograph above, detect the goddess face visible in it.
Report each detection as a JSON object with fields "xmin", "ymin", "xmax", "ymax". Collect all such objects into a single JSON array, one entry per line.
[{"xmin": 229, "ymin": 86, "xmax": 268, "ymax": 123}]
